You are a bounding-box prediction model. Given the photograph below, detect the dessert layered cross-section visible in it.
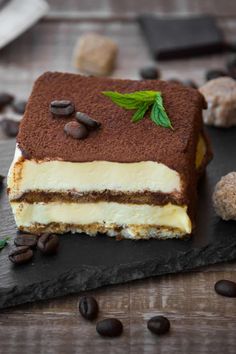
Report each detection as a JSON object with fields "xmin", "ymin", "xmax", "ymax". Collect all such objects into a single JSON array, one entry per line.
[{"xmin": 7, "ymin": 72, "xmax": 212, "ymax": 239}]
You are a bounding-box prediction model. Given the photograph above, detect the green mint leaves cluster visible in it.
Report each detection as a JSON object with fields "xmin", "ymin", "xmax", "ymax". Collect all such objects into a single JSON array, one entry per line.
[{"xmin": 102, "ymin": 90, "xmax": 173, "ymax": 129}]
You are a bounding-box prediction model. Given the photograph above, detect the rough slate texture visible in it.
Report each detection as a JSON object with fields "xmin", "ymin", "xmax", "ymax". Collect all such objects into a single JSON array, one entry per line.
[{"xmin": 1, "ymin": 127, "xmax": 236, "ymax": 309}]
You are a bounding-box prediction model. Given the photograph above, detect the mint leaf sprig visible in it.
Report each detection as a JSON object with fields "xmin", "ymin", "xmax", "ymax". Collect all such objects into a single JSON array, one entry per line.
[
  {"xmin": 102, "ymin": 90, "xmax": 173, "ymax": 129},
  {"xmin": 0, "ymin": 237, "xmax": 10, "ymax": 250}
]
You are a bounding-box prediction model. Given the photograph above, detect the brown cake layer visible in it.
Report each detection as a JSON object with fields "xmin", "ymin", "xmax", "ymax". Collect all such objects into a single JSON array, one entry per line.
[
  {"xmin": 13, "ymin": 190, "xmax": 185, "ymax": 205},
  {"xmin": 17, "ymin": 72, "xmax": 206, "ymax": 175},
  {"xmin": 18, "ymin": 222, "xmax": 188, "ymax": 240}
]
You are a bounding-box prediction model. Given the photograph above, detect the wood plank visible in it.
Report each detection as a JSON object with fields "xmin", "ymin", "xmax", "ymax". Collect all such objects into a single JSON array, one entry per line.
[
  {"xmin": 1, "ymin": 312, "xmax": 236, "ymax": 354},
  {"xmin": 0, "ymin": 19, "xmax": 234, "ymax": 96},
  {"xmin": 1, "ymin": 272, "xmax": 236, "ymax": 353},
  {"xmin": 46, "ymin": 0, "xmax": 236, "ymax": 19}
]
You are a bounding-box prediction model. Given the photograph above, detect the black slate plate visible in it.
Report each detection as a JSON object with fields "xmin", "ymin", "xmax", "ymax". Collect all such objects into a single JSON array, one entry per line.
[{"xmin": 1, "ymin": 127, "xmax": 236, "ymax": 309}]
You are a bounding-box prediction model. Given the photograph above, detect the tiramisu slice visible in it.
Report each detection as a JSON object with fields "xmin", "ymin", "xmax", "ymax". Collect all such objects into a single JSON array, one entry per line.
[{"xmin": 8, "ymin": 72, "xmax": 212, "ymax": 239}]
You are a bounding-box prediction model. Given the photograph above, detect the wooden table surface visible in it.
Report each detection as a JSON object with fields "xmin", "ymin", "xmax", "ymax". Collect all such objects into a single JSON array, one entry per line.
[{"xmin": 1, "ymin": 1, "xmax": 236, "ymax": 353}]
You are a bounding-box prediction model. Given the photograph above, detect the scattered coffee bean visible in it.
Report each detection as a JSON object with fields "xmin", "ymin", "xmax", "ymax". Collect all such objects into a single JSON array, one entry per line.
[
  {"xmin": 227, "ymin": 42, "xmax": 236, "ymax": 52},
  {"xmin": 76, "ymin": 112, "xmax": 101, "ymax": 130},
  {"xmin": 1, "ymin": 118, "xmax": 20, "ymax": 137},
  {"xmin": 64, "ymin": 121, "xmax": 88, "ymax": 140},
  {"xmin": 183, "ymin": 80, "xmax": 198, "ymax": 89},
  {"xmin": 96, "ymin": 318, "xmax": 123, "ymax": 337},
  {"xmin": 50, "ymin": 100, "xmax": 75, "ymax": 116},
  {"xmin": 167, "ymin": 78, "xmax": 182, "ymax": 85},
  {"xmin": 21, "ymin": 148, "xmax": 31, "ymax": 159},
  {"xmin": 147, "ymin": 316, "xmax": 170, "ymax": 335},
  {"xmin": 0, "ymin": 174, "xmax": 4, "ymax": 187},
  {"xmin": 139, "ymin": 66, "xmax": 160, "ymax": 80},
  {"xmin": 214, "ymin": 279, "xmax": 236, "ymax": 297},
  {"xmin": 79, "ymin": 296, "xmax": 99, "ymax": 320},
  {"xmin": 0, "ymin": 93, "xmax": 14, "ymax": 110},
  {"xmin": 8, "ymin": 246, "xmax": 33, "ymax": 265},
  {"xmin": 14, "ymin": 234, "xmax": 38, "ymax": 248},
  {"xmin": 12, "ymin": 100, "xmax": 27, "ymax": 115},
  {"xmin": 226, "ymin": 55, "xmax": 236, "ymax": 79},
  {"xmin": 205, "ymin": 69, "xmax": 228, "ymax": 81},
  {"xmin": 37, "ymin": 234, "xmax": 59, "ymax": 255}
]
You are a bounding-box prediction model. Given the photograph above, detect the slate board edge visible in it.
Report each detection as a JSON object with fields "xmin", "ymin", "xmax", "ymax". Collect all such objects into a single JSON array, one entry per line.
[{"xmin": 1, "ymin": 239, "xmax": 236, "ymax": 309}]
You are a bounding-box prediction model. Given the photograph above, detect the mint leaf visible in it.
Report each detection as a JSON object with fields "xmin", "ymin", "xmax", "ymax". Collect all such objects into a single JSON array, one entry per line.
[
  {"xmin": 0, "ymin": 237, "xmax": 10, "ymax": 250},
  {"xmin": 102, "ymin": 91, "xmax": 141, "ymax": 109},
  {"xmin": 151, "ymin": 98, "xmax": 173, "ymax": 129},
  {"xmin": 132, "ymin": 102, "xmax": 151, "ymax": 122},
  {"xmin": 102, "ymin": 90, "xmax": 173, "ymax": 129}
]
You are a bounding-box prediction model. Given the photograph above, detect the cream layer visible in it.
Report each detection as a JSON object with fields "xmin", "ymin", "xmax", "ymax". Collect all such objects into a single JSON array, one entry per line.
[
  {"xmin": 11, "ymin": 201, "xmax": 192, "ymax": 237},
  {"xmin": 8, "ymin": 146, "xmax": 182, "ymax": 201}
]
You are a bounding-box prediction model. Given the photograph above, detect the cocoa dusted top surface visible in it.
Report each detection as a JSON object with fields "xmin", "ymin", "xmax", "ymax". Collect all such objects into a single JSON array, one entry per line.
[{"xmin": 17, "ymin": 72, "xmax": 205, "ymax": 174}]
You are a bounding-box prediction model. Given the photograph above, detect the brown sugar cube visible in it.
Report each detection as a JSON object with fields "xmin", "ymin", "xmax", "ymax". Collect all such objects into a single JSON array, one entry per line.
[
  {"xmin": 199, "ymin": 77, "xmax": 236, "ymax": 127},
  {"xmin": 73, "ymin": 33, "xmax": 118, "ymax": 76}
]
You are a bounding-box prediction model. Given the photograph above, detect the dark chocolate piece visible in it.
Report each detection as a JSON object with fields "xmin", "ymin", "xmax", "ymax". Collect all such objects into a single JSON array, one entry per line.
[{"xmin": 138, "ymin": 15, "xmax": 225, "ymax": 60}]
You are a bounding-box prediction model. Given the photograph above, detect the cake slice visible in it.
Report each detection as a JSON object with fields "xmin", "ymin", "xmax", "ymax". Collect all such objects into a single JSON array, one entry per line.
[{"xmin": 7, "ymin": 72, "xmax": 212, "ymax": 239}]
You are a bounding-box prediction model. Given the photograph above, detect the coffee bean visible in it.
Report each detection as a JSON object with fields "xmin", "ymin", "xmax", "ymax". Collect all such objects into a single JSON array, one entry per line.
[
  {"xmin": 183, "ymin": 80, "xmax": 198, "ymax": 89},
  {"xmin": 79, "ymin": 296, "xmax": 99, "ymax": 320},
  {"xmin": 96, "ymin": 318, "xmax": 123, "ymax": 337},
  {"xmin": 14, "ymin": 234, "xmax": 38, "ymax": 248},
  {"xmin": 21, "ymin": 148, "xmax": 31, "ymax": 159},
  {"xmin": 37, "ymin": 234, "xmax": 59, "ymax": 255},
  {"xmin": 168, "ymin": 78, "xmax": 182, "ymax": 85},
  {"xmin": 1, "ymin": 118, "xmax": 20, "ymax": 137},
  {"xmin": 0, "ymin": 93, "xmax": 14, "ymax": 110},
  {"xmin": 8, "ymin": 246, "xmax": 33, "ymax": 265},
  {"xmin": 227, "ymin": 42, "xmax": 236, "ymax": 52},
  {"xmin": 226, "ymin": 55, "xmax": 236, "ymax": 79},
  {"xmin": 50, "ymin": 100, "xmax": 75, "ymax": 116},
  {"xmin": 147, "ymin": 316, "xmax": 170, "ymax": 335},
  {"xmin": 64, "ymin": 121, "xmax": 89, "ymax": 139},
  {"xmin": 0, "ymin": 175, "xmax": 4, "ymax": 186},
  {"xmin": 214, "ymin": 279, "xmax": 236, "ymax": 297},
  {"xmin": 13, "ymin": 100, "xmax": 27, "ymax": 115},
  {"xmin": 76, "ymin": 112, "xmax": 101, "ymax": 130},
  {"xmin": 205, "ymin": 69, "xmax": 228, "ymax": 81},
  {"xmin": 139, "ymin": 66, "xmax": 160, "ymax": 80}
]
